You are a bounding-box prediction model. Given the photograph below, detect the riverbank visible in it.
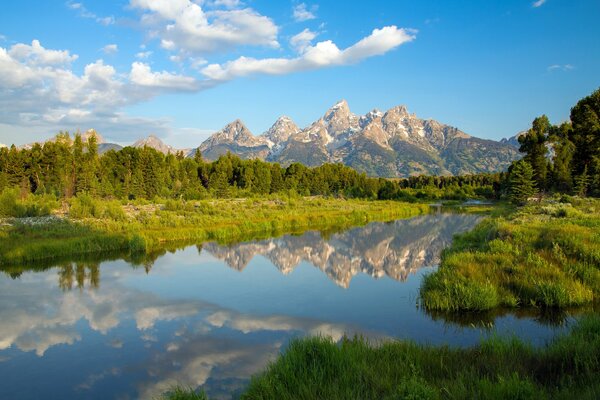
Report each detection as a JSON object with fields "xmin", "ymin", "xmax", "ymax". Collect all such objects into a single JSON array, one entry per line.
[
  {"xmin": 165, "ymin": 314, "xmax": 600, "ymax": 399},
  {"xmin": 421, "ymin": 197, "xmax": 600, "ymax": 311},
  {"xmin": 0, "ymin": 196, "xmax": 429, "ymax": 266}
]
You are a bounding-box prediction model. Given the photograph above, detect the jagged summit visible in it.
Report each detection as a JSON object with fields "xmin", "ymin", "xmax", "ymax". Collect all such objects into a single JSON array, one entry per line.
[
  {"xmin": 133, "ymin": 134, "xmax": 176, "ymax": 154},
  {"xmin": 261, "ymin": 116, "xmax": 300, "ymax": 149},
  {"xmin": 192, "ymin": 100, "xmax": 521, "ymax": 176}
]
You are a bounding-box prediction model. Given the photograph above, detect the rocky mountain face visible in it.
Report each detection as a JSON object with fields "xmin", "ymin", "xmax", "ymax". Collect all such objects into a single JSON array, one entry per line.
[
  {"xmin": 132, "ymin": 135, "xmax": 178, "ymax": 155},
  {"xmin": 192, "ymin": 119, "xmax": 272, "ymax": 160},
  {"xmin": 191, "ymin": 100, "xmax": 521, "ymax": 177},
  {"xmin": 500, "ymin": 130, "xmax": 526, "ymax": 148},
  {"xmin": 202, "ymin": 213, "xmax": 482, "ymax": 288}
]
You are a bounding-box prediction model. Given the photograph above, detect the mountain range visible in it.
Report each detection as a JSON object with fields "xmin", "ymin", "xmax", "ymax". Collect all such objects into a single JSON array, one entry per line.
[{"xmin": 14, "ymin": 100, "xmax": 523, "ymax": 177}]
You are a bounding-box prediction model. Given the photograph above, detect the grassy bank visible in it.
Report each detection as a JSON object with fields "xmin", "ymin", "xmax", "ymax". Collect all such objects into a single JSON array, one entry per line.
[
  {"xmin": 421, "ymin": 197, "xmax": 600, "ymax": 311},
  {"xmin": 0, "ymin": 196, "xmax": 429, "ymax": 266},
  {"xmin": 165, "ymin": 314, "xmax": 600, "ymax": 400}
]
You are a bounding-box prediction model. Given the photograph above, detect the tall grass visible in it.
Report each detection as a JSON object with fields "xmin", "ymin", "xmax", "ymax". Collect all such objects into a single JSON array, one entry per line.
[
  {"xmin": 166, "ymin": 315, "xmax": 600, "ymax": 400},
  {"xmin": 420, "ymin": 198, "xmax": 600, "ymax": 311}
]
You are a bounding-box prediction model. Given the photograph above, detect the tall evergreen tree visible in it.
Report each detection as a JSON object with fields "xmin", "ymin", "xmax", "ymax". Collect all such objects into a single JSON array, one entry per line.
[
  {"xmin": 519, "ymin": 115, "xmax": 550, "ymax": 190},
  {"xmin": 509, "ymin": 160, "xmax": 536, "ymax": 204}
]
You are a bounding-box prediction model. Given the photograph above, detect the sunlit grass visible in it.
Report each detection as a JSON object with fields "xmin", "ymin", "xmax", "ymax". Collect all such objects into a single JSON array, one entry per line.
[
  {"xmin": 421, "ymin": 197, "xmax": 600, "ymax": 310},
  {"xmin": 166, "ymin": 315, "xmax": 600, "ymax": 399},
  {"xmin": 0, "ymin": 196, "xmax": 429, "ymax": 265}
]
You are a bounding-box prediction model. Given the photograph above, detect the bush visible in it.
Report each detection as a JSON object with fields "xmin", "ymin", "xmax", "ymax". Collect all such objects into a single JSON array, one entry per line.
[{"xmin": 0, "ymin": 188, "xmax": 55, "ymax": 217}]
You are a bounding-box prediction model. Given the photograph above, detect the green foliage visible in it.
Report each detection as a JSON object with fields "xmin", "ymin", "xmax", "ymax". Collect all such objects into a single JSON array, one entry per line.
[
  {"xmin": 420, "ymin": 198, "xmax": 600, "ymax": 311},
  {"xmin": 509, "ymin": 160, "xmax": 536, "ymax": 204},
  {"xmin": 511, "ymin": 87, "xmax": 600, "ymax": 197},
  {"xmin": 0, "ymin": 188, "xmax": 56, "ymax": 217},
  {"xmin": 519, "ymin": 115, "xmax": 550, "ymax": 189},
  {"xmin": 0, "ymin": 197, "xmax": 428, "ymax": 265}
]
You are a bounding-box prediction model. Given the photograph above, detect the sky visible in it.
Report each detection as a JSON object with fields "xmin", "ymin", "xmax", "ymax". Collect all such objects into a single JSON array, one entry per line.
[{"xmin": 0, "ymin": 0, "xmax": 598, "ymax": 148}]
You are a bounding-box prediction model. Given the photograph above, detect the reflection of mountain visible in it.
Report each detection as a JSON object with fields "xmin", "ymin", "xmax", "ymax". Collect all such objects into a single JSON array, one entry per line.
[{"xmin": 203, "ymin": 214, "xmax": 482, "ymax": 288}]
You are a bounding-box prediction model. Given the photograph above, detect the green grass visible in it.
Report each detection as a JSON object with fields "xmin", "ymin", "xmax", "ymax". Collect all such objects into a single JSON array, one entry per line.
[
  {"xmin": 0, "ymin": 196, "xmax": 430, "ymax": 265},
  {"xmin": 166, "ymin": 314, "xmax": 600, "ymax": 400},
  {"xmin": 420, "ymin": 197, "xmax": 600, "ymax": 311}
]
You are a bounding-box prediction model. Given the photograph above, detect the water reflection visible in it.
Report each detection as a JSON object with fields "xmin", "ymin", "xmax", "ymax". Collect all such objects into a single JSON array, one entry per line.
[
  {"xmin": 203, "ymin": 214, "xmax": 481, "ymax": 287},
  {"xmin": 0, "ymin": 213, "xmax": 576, "ymax": 400}
]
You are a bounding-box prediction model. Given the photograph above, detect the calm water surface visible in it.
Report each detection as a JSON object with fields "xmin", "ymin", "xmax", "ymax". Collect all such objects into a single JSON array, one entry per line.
[{"xmin": 0, "ymin": 213, "xmax": 575, "ymax": 399}]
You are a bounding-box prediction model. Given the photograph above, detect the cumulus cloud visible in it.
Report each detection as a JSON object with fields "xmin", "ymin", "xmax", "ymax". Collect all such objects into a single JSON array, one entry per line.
[
  {"xmin": 102, "ymin": 44, "xmax": 118, "ymax": 54},
  {"xmin": 8, "ymin": 39, "xmax": 78, "ymax": 66},
  {"xmin": 293, "ymin": 3, "xmax": 317, "ymax": 22},
  {"xmin": 0, "ymin": 40, "xmax": 201, "ymax": 143},
  {"xmin": 0, "ymin": 22, "xmax": 415, "ymax": 145},
  {"xmin": 130, "ymin": 62, "xmax": 199, "ymax": 90},
  {"xmin": 290, "ymin": 28, "xmax": 318, "ymax": 53},
  {"xmin": 130, "ymin": 0, "xmax": 279, "ymax": 54},
  {"xmin": 532, "ymin": 0, "xmax": 547, "ymax": 7},
  {"xmin": 202, "ymin": 26, "xmax": 415, "ymax": 81}
]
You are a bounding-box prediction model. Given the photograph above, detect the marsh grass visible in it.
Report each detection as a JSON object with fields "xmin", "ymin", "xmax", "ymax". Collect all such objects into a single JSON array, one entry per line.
[
  {"xmin": 167, "ymin": 315, "xmax": 600, "ymax": 400},
  {"xmin": 0, "ymin": 197, "xmax": 429, "ymax": 265},
  {"xmin": 420, "ymin": 198, "xmax": 600, "ymax": 311}
]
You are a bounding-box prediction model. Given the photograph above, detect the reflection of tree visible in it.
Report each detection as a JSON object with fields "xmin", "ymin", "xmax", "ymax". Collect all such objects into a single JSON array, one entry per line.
[
  {"xmin": 58, "ymin": 263, "xmax": 100, "ymax": 291},
  {"xmin": 423, "ymin": 304, "xmax": 597, "ymax": 329}
]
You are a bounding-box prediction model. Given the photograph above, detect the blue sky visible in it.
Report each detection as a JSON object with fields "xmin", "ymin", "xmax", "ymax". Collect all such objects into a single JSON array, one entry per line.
[{"xmin": 0, "ymin": 0, "xmax": 598, "ymax": 147}]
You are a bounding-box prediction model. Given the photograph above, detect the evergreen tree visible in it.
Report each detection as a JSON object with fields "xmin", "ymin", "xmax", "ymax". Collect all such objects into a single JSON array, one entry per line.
[
  {"xmin": 509, "ymin": 160, "xmax": 536, "ymax": 204},
  {"xmin": 519, "ymin": 116, "xmax": 550, "ymax": 190},
  {"xmin": 574, "ymin": 165, "xmax": 590, "ymax": 197}
]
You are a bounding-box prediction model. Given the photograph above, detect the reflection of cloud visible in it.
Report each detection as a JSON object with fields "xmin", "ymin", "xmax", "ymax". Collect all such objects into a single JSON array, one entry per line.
[
  {"xmin": 135, "ymin": 304, "xmax": 200, "ymax": 330},
  {"xmin": 206, "ymin": 311, "xmax": 352, "ymax": 342},
  {"xmin": 77, "ymin": 367, "xmax": 120, "ymax": 390}
]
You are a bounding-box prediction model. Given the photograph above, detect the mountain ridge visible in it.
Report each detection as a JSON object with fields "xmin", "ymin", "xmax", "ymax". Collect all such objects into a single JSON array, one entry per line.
[{"xmin": 191, "ymin": 100, "xmax": 521, "ymax": 177}]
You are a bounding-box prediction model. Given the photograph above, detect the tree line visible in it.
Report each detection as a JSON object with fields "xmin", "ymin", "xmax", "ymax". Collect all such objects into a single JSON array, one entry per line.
[
  {"xmin": 0, "ymin": 134, "xmax": 501, "ymax": 202},
  {"xmin": 508, "ymin": 87, "xmax": 600, "ymax": 203}
]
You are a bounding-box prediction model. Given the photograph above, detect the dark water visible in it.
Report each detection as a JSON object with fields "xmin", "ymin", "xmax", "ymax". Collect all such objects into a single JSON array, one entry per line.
[{"xmin": 0, "ymin": 214, "xmax": 575, "ymax": 399}]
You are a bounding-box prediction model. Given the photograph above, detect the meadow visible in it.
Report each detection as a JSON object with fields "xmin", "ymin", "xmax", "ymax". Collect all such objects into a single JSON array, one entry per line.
[
  {"xmin": 420, "ymin": 197, "xmax": 600, "ymax": 311},
  {"xmin": 0, "ymin": 190, "xmax": 429, "ymax": 265}
]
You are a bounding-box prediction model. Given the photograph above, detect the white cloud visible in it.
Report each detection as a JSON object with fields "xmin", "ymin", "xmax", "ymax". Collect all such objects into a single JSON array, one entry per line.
[
  {"xmin": 532, "ymin": 0, "xmax": 547, "ymax": 7},
  {"xmin": 130, "ymin": 62, "xmax": 199, "ymax": 90},
  {"xmin": 102, "ymin": 44, "xmax": 118, "ymax": 54},
  {"xmin": 290, "ymin": 28, "xmax": 318, "ymax": 53},
  {"xmin": 130, "ymin": 0, "xmax": 279, "ymax": 54},
  {"xmin": 202, "ymin": 26, "xmax": 415, "ymax": 81},
  {"xmin": 293, "ymin": 3, "xmax": 317, "ymax": 22},
  {"xmin": 0, "ymin": 40, "xmax": 202, "ymax": 144},
  {"xmin": 9, "ymin": 39, "xmax": 78, "ymax": 66},
  {"xmin": 547, "ymin": 64, "xmax": 574, "ymax": 72},
  {"xmin": 210, "ymin": 0, "xmax": 242, "ymax": 8},
  {"xmin": 66, "ymin": 1, "xmax": 115, "ymax": 25},
  {"xmin": 135, "ymin": 50, "xmax": 152, "ymax": 59}
]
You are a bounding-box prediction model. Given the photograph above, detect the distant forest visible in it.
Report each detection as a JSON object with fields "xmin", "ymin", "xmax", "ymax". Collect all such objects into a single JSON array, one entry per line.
[{"xmin": 0, "ymin": 88, "xmax": 598, "ymax": 203}]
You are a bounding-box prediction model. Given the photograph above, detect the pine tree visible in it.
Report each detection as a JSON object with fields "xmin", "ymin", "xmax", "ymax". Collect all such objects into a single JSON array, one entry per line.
[
  {"xmin": 574, "ymin": 165, "xmax": 590, "ymax": 197},
  {"xmin": 509, "ymin": 160, "xmax": 536, "ymax": 204},
  {"xmin": 519, "ymin": 116, "xmax": 550, "ymax": 190}
]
